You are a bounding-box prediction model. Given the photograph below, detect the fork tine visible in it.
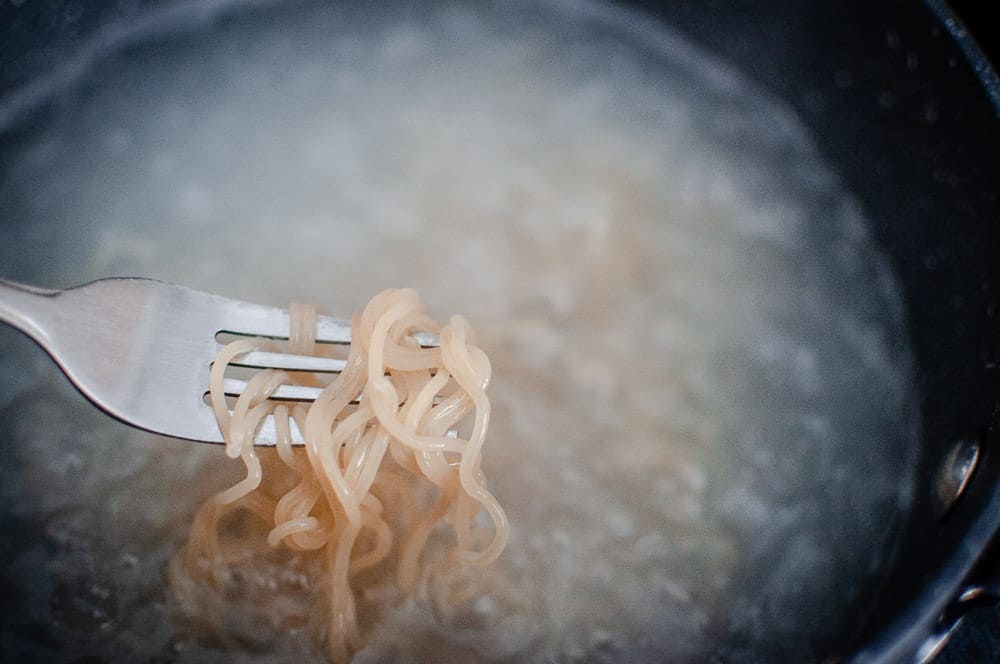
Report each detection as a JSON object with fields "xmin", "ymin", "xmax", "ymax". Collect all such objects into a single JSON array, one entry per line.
[
  {"xmin": 214, "ymin": 298, "xmax": 439, "ymax": 346},
  {"xmin": 218, "ymin": 378, "xmax": 448, "ymax": 406},
  {"xmin": 222, "ymin": 378, "xmax": 325, "ymax": 402},
  {"xmin": 251, "ymin": 415, "xmax": 458, "ymax": 446},
  {"xmin": 228, "ymin": 351, "xmax": 346, "ymax": 373},
  {"xmin": 257, "ymin": 414, "xmax": 306, "ymax": 444},
  {"xmin": 210, "ymin": 295, "xmax": 353, "ymax": 343}
]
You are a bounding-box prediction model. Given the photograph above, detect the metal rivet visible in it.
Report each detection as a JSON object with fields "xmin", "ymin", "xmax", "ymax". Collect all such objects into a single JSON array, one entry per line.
[{"xmin": 934, "ymin": 433, "xmax": 982, "ymax": 519}]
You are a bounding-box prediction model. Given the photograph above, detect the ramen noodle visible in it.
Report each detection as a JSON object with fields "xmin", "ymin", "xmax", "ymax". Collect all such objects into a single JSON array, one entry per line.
[{"xmin": 170, "ymin": 289, "xmax": 508, "ymax": 662}]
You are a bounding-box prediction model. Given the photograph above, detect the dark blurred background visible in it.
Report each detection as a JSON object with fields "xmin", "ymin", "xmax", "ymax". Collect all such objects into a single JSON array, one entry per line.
[{"xmin": 949, "ymin": 0, "xmax": 1000, "ymax": 72}]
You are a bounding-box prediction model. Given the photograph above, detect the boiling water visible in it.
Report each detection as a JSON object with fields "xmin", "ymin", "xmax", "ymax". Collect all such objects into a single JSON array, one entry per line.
[{"xmin": 0, "ymin": 1, "xmax": 917, "ymax": 661}]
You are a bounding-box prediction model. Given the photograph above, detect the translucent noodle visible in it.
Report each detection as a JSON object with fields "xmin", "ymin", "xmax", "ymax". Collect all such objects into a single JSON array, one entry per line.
[{"xmin": 169, "ymin": 289, "xmax": 508, "ymax": 662}]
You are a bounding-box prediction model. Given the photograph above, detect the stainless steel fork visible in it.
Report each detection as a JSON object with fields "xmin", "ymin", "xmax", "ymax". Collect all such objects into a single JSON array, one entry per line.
[{"xmin": 0, "ymin": 277, "xmax": 438, "ymax": 444}]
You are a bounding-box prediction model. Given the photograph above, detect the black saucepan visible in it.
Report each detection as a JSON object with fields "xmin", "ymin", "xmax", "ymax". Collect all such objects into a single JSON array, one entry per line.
[{"xmin": 0, "ymin": 1, "xmax": 997, "ymax": 662}]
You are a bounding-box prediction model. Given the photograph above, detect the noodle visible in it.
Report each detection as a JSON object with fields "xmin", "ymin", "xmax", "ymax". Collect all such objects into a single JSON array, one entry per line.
[{"xmin": 170, "ymin": 289, "xmax": 508, "ymax": 662}]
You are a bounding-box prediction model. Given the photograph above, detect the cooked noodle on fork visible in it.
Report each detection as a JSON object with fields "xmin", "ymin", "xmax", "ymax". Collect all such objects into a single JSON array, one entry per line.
[{"xmin": 171, "ymin": 289, "xmax": 508, "ymax": 663}]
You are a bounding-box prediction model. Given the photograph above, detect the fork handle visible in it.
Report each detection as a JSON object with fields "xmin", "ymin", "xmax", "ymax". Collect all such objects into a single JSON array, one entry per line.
[{"xmin": 0, "ymin": 278, "xmax": 61, "ymax": 346}]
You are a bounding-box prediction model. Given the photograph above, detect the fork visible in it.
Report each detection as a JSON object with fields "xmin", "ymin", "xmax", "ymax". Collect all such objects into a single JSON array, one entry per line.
[{"xmin": 0, "ymin": 277, "xmax": 439, "ymax": 445}]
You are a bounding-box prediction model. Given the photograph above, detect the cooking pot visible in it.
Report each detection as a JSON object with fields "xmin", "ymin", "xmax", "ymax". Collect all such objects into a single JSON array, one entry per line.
[{"xmin": 0, "ymin": 1, "xmax": 997, "ymax": 662}]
